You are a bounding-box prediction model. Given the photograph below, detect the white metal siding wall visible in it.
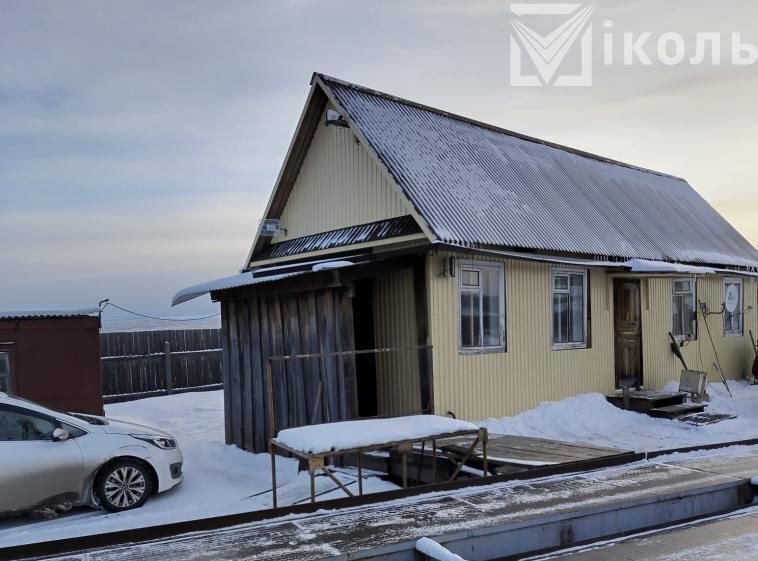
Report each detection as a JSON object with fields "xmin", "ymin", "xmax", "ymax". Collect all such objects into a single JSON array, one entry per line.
[
  {"xmin": 274, "ymin": 103, "xmax": 410, "ymax": 241},
  {"xmin": 427, "ymin": 251, "xmax": 615, "ymax": 421},
  {"xmin": 642, "ymin": 276, "xmax": 758, "ymax": 388},
  {"xmin": 373, "ymin": 268, "xmax": 422, "ymax": 416}
]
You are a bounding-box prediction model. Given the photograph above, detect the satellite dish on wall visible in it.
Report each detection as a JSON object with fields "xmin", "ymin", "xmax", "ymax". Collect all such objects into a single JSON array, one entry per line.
[{"xmin": 725, "ymin": 284, "xmax": 740, "ymax": 313}]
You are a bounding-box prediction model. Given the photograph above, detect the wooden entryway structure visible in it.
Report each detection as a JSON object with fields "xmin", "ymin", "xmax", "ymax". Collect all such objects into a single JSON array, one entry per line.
[
  {"xmin": 614, "ymin": 279, "xmax": 643, "ymax": 388},
  {"xmin": 218, "ymin": 253, "xmax": 434, "ymax": 453}
]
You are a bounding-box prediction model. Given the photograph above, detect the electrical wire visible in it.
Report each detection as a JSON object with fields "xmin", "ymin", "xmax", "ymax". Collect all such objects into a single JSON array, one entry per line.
[{"xmin": 101, "ymin": 302, "xmax": 220, "ymax": 322}]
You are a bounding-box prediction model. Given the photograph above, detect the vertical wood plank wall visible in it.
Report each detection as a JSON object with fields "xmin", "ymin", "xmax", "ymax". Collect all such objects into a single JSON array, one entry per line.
[
  {"xmin": 373, "ymin": 267, "xmax": 422, "ymax": 416},
  {"xmin": 427, "ymin": 251, "xmax": 758, "ymax": 422},
  {"xmin": 274, "ymin": 103, "xmax": 410, "ymax": 241},
  {"xmin": 221, "ymin": 287, "xmax": 357, "ymax": 453}
]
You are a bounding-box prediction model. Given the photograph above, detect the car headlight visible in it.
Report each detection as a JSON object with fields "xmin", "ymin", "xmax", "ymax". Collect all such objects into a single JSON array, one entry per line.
[{"xmin": 130, "ymin": 434, "xmax": 177, "ymax": 450}]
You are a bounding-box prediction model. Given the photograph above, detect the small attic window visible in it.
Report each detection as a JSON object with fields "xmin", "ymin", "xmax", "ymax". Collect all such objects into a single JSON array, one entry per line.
[{"xmin": 325, "ymin": 109, "xmax": 348, "ymax": 128}]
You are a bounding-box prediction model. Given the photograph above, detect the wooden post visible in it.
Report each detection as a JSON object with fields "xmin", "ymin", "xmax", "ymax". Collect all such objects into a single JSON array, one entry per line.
[
  {"xmin": 416, "ymin": 441, "xmax": 425, "ymax": 484},
  {"xmin": 401, "ymin": 451, "xmax": 408, "ymax": 488},
  {"xmin": 270, "ymin": 443, "xmax": 277, "ymax": 509},
  {"xmin": 308, "ymin": 456, "xmax": 324, "ymax": 504},
  {"xmin": 266, "ymin": 359, "xmax": 276, "ymax": 441},
  {"xmin": 432, "ymin": 439, "xmax": 437, "ymax": 483},
  {"xmin": 164, "ymin": 341, "xmax": 173, "ymax": 395},
  {"xmin": 413, "ymin": 258, "xmax": 433, "ymax": 413},
  {"xmin": 357, "ymin": 453, "xmax": 363, "ymax": 496},
  {"xmin": 480, "ymin": 428, "xmax": 488, "ymax": 478}
]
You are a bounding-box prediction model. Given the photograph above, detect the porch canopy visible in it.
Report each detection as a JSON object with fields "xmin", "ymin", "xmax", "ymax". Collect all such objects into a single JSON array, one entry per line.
[{"xmin": 172, "ymin": 255, "xmax": 369, "ymax": 306}]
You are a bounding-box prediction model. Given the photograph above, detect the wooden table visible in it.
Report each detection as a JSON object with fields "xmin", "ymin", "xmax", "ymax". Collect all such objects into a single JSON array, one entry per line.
[{"xmin": 270, "ymin": 424, "xmax": 488, "ymax": 507}]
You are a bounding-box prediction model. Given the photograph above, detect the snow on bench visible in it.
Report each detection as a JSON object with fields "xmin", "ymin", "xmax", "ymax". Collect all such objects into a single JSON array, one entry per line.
[{"xmin": 274, "ymin": 414, "xmax": 479, "ymax": 455}]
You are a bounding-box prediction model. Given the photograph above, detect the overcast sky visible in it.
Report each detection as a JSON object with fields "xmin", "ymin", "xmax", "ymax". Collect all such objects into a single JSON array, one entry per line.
[{"xmin": 1, "ymin": 0, "xmax": 756, "ymax": 323}]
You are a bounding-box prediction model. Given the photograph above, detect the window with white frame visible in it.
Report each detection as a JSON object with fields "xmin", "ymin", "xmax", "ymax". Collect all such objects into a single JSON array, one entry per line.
[
  {"xmin": 723, "ymin": 277, "xmax": 743, "ymax": 336},
  {"xmin": 672, "ymin": 279, "xmax": 696, "ymax": 340},
  {"xmin": 458, "ymin": 261, "xmax": 505, "ymax": 351},
  {"xmin": 551, "ymin": 269, "xmax": 587, "ymax": 349}
]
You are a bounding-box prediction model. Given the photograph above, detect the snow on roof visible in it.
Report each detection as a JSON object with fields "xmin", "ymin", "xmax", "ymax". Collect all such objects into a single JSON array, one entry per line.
[
  {"xmin": 274, "ymin": 414, "xmax": 478, "ymax": 454},
  {"xmin": 318, "ymin": 74, "xmax": 758, "ymax": 268},
  {"xmin": 172, "ymin": 271, "xmax": 305, "ymax": 306},
  {"xmin": 0, "ymin": 308, "xmax": 101, "ymax": 320},
  {"xmin": 625, "ymin": 259, "xmax": 717, "ymax": 275},
  {"xmin": 172, "ymin": 257, "xmax": 367, "ymax": 306}
]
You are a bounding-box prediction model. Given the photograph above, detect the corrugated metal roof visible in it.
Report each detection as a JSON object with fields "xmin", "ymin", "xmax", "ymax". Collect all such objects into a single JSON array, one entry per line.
[
  {"xmin": 172, "ymin": 257, "xmax": 368, "ymax": 305},
  {"xmin": 0, "ymin": 308, "xmax": 101, "ymax": 320},
  {"xmin": 319, "ymin": 74, "xmax": 758, "ymax": 268},
  {"xmin": 259, "ymin": 215, "xmax": 421, "ymax": 259},
  {"xmin": 172, "ymin": 271, "xmax": 305, "ymax": 306}
]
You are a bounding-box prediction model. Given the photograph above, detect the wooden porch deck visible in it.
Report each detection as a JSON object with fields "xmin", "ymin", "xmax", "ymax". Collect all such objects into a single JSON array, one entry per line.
[{"xmin": 437, "ymin": 433, "xmax": 633, "ymax": 475}]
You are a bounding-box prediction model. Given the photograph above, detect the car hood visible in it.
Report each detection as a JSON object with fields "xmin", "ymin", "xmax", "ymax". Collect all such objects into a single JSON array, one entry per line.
[{"xmin": 86, "ymin": 416, "xmax": 175, "ymax": 439}]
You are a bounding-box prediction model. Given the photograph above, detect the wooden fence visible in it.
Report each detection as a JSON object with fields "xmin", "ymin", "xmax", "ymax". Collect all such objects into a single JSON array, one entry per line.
[{"xmin": 101, "ymin": 329, "xmax": 222, "ymax": 402}]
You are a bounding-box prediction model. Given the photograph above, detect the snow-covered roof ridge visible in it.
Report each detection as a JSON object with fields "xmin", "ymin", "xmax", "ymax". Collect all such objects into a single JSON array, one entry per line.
[
  {"xmin": 0, "ymin": 308, "xmax": 101, "ymax": 320},
  {"xmin": 316, "ymin": 74, "xmax": 758, "ymax": 268}
]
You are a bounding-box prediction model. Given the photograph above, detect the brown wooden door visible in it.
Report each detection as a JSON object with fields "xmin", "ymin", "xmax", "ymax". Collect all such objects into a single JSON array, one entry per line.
[{"xmin": 614, "ymin": 279, "xmax": 643, "ymax": 387}]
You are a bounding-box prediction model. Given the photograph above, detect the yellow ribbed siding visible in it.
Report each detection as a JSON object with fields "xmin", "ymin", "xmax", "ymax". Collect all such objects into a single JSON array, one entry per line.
[
  {"xmin": 274, "ymin": 103, "xmax": 410, "ymax": 241},
  {"xmin": 373, "ymin": 268, "xmax": 421, "ymax": 416},
  {"xmin": 427, "ymin": 251, "xmax": 615, "ymax": 421},
  {"xmin": 642, "ymin": 276, "xmax": 758, "ymax": 388}
]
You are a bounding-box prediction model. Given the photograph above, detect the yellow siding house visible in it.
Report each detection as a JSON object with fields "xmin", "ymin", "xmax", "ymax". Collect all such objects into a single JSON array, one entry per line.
[{"xmin": 174, "ymin": 74, "xmax": 758, "ymax": 453}]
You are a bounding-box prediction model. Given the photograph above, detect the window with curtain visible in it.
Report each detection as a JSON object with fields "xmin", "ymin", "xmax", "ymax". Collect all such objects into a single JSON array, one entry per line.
[
  {"xmin": 672, "ymin": 279, "xmax": 696, "ymax": 340},
  {"xmin": 723, "ymin": 278, "xmax": 743, "ymax": 336},
  {"xmin": 551, "ymin": 269, "xmax": 587, "ymax": 349},
  {"xmin": 458, "ymin": 261, "xmax": 505, "ymax": 351}
]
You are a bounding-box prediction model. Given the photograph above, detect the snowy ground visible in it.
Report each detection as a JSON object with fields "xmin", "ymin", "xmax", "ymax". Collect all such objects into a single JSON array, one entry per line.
[
  {"xmin": 0, "ymin": 390, "xmax": 397, "ymax": 547},
  {"xmin": 482, "ymin": 379, "xmax": 758, "ymax": 451},
  {"xmin": 3, "ymin": 379, "xmax": 758, "ymax": 547}
]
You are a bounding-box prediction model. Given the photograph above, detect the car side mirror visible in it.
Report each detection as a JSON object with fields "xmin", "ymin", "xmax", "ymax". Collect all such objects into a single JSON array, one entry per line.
[{"xmin": 52, "ymin": 428, "xmax": 70, "ymax": 442}]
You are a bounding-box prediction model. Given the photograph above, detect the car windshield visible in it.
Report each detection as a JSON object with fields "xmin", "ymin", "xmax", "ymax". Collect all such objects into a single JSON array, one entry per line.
[{"xmin": 5, "ymin": 394, "xmax": 98, "ymax": 427}]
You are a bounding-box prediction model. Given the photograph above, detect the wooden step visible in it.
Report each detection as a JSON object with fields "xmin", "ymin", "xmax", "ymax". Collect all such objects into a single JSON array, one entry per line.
[
  {"xmin": 607, "ymin": 390, "xmax": 687, "ymax": 412},
  {"xmin": 648, "ymin": 403, "xmax": 706, "ymax": 419}
]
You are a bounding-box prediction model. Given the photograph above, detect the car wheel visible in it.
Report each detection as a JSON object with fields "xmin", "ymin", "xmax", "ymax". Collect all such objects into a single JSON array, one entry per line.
[{"xmin": 95, "ymin": 459, "xmax": 153, "ymax": 512}]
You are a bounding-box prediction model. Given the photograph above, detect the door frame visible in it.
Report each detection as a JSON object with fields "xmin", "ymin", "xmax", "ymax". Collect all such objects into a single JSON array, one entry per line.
[{"xmin": 613, "ymin": 278, "xmax": 643, "ymax": 388}]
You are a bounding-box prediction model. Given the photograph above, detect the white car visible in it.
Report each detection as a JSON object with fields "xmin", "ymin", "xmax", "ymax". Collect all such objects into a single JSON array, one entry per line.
[{"xmin": 0, "ymin": 392, "xmax": 183, "ymax": 517}]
